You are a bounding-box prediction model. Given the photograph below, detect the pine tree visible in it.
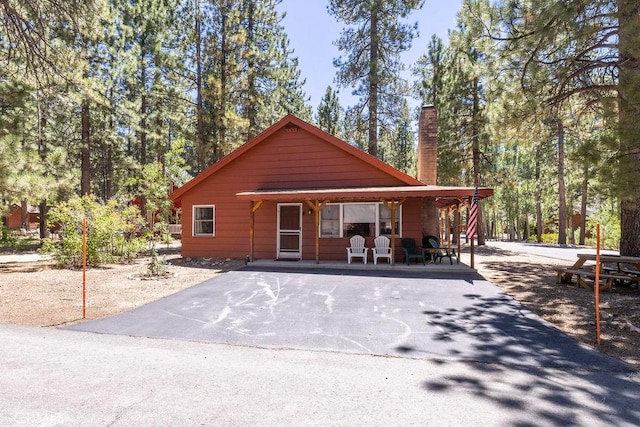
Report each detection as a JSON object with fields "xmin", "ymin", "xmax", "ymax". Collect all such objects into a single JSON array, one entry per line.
[
  {"xmin": 241, "ymin": 0, "xmax": 310, "ymax": 137},
  {"xmin": 316, "ymin": 86, "xmax": 342, "ymax": 136},
  {"xmin": 108, "ymin": 0, "xmax": 190, "ymax": 222},
  {"xmin": 618, "ymin": 0, "xmax": 640, "ymax": 255},
  {"xmin": 413, "ymin": 34, "xmax": 446, "ymax": 109},
  {"xmin": 414, "ymin": 0, "xmax": 495, "ymax": 243},
  {"xmin": 493, "ymin": 0, "xmax": 640, "ymax": 255},
  {"xmin": 257, "ymin": 31, "xmax": 312, "ymax": 125},
  {"xmin": 329, "ymin": 0, "xmax": 423, "ymax": 157},
  {"xmin": 0, "ymin": 1, "xmax": 105, "ymax": 235},
  {"xmin": 204, "ymin": 0, "xmax": 244, "ymax": 162},
  {"xmin": 378, "ymin": 100, "xmax": 415, "ymax": 175},
  {"xmin": 198, "ymin": 0, "xmax": 309, "ymax": 159},
  {"xmin": 0, "ymin": 1, "xmax": 99, "ymax": 84}
]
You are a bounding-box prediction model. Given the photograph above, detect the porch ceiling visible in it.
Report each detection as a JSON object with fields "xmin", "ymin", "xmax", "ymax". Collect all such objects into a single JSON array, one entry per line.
[{"xmin": 236, "ymin": 185, "xmax": 493, "ymax": 204}]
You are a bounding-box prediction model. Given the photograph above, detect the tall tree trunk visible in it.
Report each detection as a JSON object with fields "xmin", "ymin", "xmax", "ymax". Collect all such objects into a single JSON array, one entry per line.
[
  {"xmin": 579, "ymin": 162, "xmax": 588, "ymax": 245},
  {"xmin": 38, "ymin": 201, "xmax": 48, "ymax": 239},
  {"xmin": 535, "ymin": 145, "xmax": 543, "ymax": 243},
  {"xmin": 140, "ymin": 102, "xmax": 147, "ymax": 164},
  {"xmin": 557, "ymin": 119, "xmax": 567, "ymax": 245},
  {"xmin": 80, "ymin": 97, "xmax": 91, "ymax": 195},
  {"xmin": 246, "ymin": 0, "xmax": 257, "ymax": 139},
  {"xmin": 618, "ymin": 0, "xmax": 640, "ymax": 256},
  {"xmin": 37, "ymin": 91, "xmax": 49, "ymax": 239},
  {"xmin": 20, "ymin": 199, "xmax": 28, "ymax": 231},
  {"xmin": 105, "ymin": 142, "xmax": 113, "ymax": 199},
  {"xmin": 569, "ymin": 211, "xmax": 576, "ymax": 245},
  {"xmin": 514, "ymin": 184, "xmax": 521, "ymax": 239},
  {"xmin": 139, "ymin": 46, "xmax": 148, "ymax": 224},
  {"xmin": 509, "ymin": 216, "xmax": 516, "ymax": 240},
  {"xmin": 105, "ymin": 87, "xmax": 114, "ymax": 200},
  {"xmin": 154, "ymin": 52, "xmax": 164, "ymax": 169},
  {"xmin": 367, "ymin": 3, "xmax": 379, "ymax": 157},
  {"xmin": 220, "ymin": 3, "xmax": 228, "ymax": 150},
  {"xmin": 195, "ymin": 0, "xmax": 206, "ymax": 173}
]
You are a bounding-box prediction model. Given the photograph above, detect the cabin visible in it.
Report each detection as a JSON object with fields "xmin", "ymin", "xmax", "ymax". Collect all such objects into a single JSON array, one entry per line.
[
  {"xmin": 4, "ymin": 204, "xmax": 40, "ymax": 233},
  {"xmin": 170, "ymin": 106, "xmax": 493, "ymax": 263}
]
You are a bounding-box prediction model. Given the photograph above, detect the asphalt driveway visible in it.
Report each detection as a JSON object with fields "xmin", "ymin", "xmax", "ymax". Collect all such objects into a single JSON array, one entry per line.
[{"xmin": 68, "ymin": 265, "xmax": 626, "ymax": 371}]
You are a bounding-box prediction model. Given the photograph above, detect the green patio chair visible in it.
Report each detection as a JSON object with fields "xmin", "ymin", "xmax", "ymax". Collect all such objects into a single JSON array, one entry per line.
[
  {"xmin": 422, "ymin": 235, "xmax": 455, "ymax": 265},
  {"xmin": 401, "ymin": 238, "xmax": 426, "ymax": 265}
]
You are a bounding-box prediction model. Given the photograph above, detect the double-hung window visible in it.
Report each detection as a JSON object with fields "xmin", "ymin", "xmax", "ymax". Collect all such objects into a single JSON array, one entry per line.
[
  {"xmin": 378, "ymin": 204, "xmax": 401, "ymax": 237},
  {"xmin": 193, "ymin": 205, "xmax": 215, "ymax": 236},
  {"xmin": 320, "ymin": 204, "xmax": 341, "ymax": 237}
]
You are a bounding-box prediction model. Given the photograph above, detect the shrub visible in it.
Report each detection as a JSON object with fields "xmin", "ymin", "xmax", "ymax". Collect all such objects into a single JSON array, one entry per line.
[
  {"xmin": 0, "ymin": 226, "xmax": 18, "ymax": 248},
  {"xmin": 585, "ymin": 215, "xmax": 620, "ymax": 250},
  {"xmin": 41, "ymin": 195, "xmax": 146, "ymax": 268},
  {"xmin": 539, "ymin": 233, "xmax": 559, "ymax": 244},
  {"xmin": 146, "ymin": 247, "xmax": 168, "ymax": 277}
]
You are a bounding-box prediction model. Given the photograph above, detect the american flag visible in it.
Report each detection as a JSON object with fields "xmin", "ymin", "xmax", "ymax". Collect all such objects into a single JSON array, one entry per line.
[{"xmin": 467, "ymin": 186, "xmax": 479, "ymax": 240}]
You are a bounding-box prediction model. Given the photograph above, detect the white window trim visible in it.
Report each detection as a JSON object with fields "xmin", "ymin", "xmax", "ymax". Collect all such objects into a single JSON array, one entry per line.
[
  {"xmin": 319, "ymin": 202, "xmax": 402, "ymax": 238},
  {"xmin": 192, "ymin": 205, "xmax": 215, "ymax": 237}
]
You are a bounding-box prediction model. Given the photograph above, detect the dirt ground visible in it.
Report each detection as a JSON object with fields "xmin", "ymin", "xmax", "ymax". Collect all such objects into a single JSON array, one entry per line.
[
  {"xmin": 0, "ymin": 250, "xmax": 245, "ymax": 327},
  {"xmin": 1, "ymin": 244, "xmax": 638, "ymax": 370},
  {"xmin": 472, "ymin": 244, "xmax": 640, "ymax": 370}
]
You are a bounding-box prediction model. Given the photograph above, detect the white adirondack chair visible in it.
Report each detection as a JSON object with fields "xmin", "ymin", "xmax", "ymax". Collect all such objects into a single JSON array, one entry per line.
[
  {"xmin": 346, "ymin": 235, "xmax": 368, "ymax": 264},
  {"xmin": 373, "ymin": 235, "xmax": 392, "ymax": 264}
]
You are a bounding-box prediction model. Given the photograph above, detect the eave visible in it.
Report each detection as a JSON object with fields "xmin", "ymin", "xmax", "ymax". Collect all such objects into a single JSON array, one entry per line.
[{"xmin": 237, "ymin": 185, "xmax": 494, "ymax": 205}]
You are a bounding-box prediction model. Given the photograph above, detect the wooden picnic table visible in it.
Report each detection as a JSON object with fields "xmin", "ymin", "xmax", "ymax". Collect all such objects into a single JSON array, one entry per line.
[{"xmin": 556, "ymin": 253, "xmax": 640, "ymax": 290}]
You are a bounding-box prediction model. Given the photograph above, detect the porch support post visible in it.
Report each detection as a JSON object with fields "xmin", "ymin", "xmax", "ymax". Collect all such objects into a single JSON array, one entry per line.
[
  {"xmin": 249, "ymin": 200, "xmax": 263, "ymax": 262},
  {"xmin": 314, "ymin": 200, "xmax": 320, "ymax": 263},
  {"xmin": 391, "ymin": 203, "xmax": 396, "ymax": 265},
  {"xmin": 456, "ymin": 202, "xmax": 462, "ymax": 264},
  {"xmin": 305, "ymin": 199, "xmax": 326, "ymax": 264},
  {"xmin": 446, "ymin": 206, "xmax": 452, "ymax": 251}
]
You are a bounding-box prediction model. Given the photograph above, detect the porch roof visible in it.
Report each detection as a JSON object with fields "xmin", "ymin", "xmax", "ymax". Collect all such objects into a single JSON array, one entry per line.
[{"xmin": 236, "ymin": 185, "xmax": 493, "ymax": 206}]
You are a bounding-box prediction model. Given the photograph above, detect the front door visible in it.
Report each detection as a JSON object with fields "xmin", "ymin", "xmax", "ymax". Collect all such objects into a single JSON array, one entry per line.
[{"xmin": 277, "ymin": 203, "xmax": 302, "ymax": 260}]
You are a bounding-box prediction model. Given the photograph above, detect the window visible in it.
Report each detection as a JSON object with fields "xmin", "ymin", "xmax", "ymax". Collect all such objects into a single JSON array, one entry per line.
[
  {"xmin": 379, "ymin": 204, "xmax": 401, "ymax": 237},
  {"xmin": 319, "ymin": 203, "xmax": 402, "ymax": 238},
  {"xmin": 343, "ymin": 203, "xmax": 376, "ymax": 237},
  {"xmin": 320, "ymin": 204, "xmax": 340, "ymax": 237},
  {"xmin": 193, "ymin": 205, "xmax": 215, "ymax": 236}
]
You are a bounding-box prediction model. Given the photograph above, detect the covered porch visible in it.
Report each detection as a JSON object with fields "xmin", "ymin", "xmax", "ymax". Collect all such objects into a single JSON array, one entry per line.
[{"xmin": 237, "ymin": 185, "xmax": 493, "ymax": 265}]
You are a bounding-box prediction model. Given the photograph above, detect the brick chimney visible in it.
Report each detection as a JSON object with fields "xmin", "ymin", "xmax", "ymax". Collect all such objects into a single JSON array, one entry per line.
[
  {"xmin": 417, "ymin": 105, "xmax": 437, "ymax": 185},
  {"xmin": 417, "ymin": 105, "xmax": 439, "ymax": 237}
]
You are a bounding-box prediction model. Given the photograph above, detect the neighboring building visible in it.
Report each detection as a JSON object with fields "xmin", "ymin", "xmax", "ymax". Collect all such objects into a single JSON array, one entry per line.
[
  {"xmin": 4, "ymin": 204, "xmax": 39, "ymax": 232},
  {"xmin": 170, "ymin": 107, "xmax": 492, "ymax": 263}
]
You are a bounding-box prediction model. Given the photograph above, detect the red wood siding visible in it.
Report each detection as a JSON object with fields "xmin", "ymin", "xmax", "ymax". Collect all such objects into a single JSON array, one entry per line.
[
  {"xmin": 6, "ymin": 207, "xmax": 39, "ymax": 231},
  {"xmin": 179, "ymin": 128, "xmax": 425, "ymax": 260},
  {"xmin": 220, "ymin": 130, "xmax": 405, "ymax": 189}
]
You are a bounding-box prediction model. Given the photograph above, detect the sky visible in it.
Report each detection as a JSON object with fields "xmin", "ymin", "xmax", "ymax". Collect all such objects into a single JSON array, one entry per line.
[{"xmin": 276, "ymin": 0, "xmax": 464, "ymax": 111}]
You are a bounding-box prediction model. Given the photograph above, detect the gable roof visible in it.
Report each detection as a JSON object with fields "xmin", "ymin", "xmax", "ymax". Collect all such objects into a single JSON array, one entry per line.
[{"xmin": 170, "ymin": 114, "xmax": 424, "ymax": 201}]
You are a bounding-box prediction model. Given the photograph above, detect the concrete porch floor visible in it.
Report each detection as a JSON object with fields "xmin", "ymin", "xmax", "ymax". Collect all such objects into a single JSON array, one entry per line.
[{"xmin": 247, "ymin": 258, "xmax": 474, "ymax": 273}]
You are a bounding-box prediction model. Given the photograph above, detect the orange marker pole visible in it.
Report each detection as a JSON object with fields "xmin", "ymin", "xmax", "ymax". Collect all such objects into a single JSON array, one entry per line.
[
  {"xmin": 82, "ymin": 217, "xmax": 87, "ymax": 319},
  {"xmin": 594, "ymin": 224, "xmax": 601, "ymax": 345}
]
